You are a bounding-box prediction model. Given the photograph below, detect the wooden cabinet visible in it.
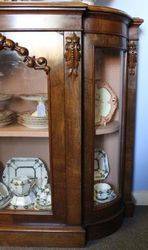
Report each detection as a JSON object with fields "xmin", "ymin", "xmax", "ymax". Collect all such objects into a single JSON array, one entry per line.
[{"xmin": 0, "ymin": 2, "xmax": 143, "ymax": 247}]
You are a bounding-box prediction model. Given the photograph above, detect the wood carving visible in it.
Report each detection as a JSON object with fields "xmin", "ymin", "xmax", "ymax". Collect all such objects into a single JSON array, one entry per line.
[
  {"xmin": 64, "ymin": 32, "xmax": 81, "ymax": 77},
  {"xmin": 128, "ymin": 40, "xmax": 137, "ymax": 76},
  {"xmin": 0, "ymin": 33, "xmax": 50, "ymax": 74}
]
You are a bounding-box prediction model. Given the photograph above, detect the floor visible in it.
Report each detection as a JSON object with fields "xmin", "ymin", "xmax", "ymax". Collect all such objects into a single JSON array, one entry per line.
[{"xmin": 0, "ymin": 206, "xmax": 148, "ymax": 250}]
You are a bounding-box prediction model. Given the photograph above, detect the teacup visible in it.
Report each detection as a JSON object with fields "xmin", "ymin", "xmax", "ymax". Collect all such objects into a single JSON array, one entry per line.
[
  {"xmin": 94, "ymin": 183, "xmax": 112, "ymax": 200},
  {"xmin": 10, "ymin": 177, "xmax": 32, "ymax": 197}
]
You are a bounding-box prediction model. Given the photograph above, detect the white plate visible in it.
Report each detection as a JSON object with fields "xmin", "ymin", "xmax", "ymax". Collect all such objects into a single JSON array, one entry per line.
[
  {"xmin": 94, "ymin": 149, "xmax": 110, "ymax": 181},
  {"xmin": 18, "ymin": 122, "xmax": 48, "ymax": 129},
  {"xmin": 18, "ymin": 121, "xmax": 48, "ymax": 129},
  {"xmin": 20, "ymin": 94, "xmax": 48, "ymax": 102},
  {"xmin": 2, "ymin": 158, "xmax": 48, "ymax": 193}
]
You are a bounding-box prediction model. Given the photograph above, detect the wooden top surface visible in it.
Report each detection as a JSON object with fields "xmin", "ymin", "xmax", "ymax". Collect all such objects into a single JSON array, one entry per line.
[
  {"xmin": 0, "ymin": 2, "xmax": 144, "ymax": 25},
  {"xmin": 0, "ymin": 1, "xmax": 132, "ymax": 19}
]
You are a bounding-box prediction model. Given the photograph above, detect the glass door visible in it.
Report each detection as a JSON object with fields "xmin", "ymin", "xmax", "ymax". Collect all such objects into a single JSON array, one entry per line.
[
  {"xmin": 94, "ymin": 48, "xmax": 125, "ymax": 207},
  {"xmin": 83, "ymin": 34, "xmax": 127, "ymax": 222},
  {"xmin": 0, "ymin": 32, "xmax": 66, "ymax": 222}
]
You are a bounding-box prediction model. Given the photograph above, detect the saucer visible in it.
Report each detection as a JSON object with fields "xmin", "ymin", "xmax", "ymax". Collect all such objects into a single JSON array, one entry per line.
[{"xmin": 94, "ymin": 190, "xmax": 117, "ymax": 204}]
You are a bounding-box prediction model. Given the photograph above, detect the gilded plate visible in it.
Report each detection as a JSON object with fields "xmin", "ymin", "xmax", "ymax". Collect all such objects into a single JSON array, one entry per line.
[{"xmin": 95, "ymin": 81, "xmax": 118, "ymax": 126}]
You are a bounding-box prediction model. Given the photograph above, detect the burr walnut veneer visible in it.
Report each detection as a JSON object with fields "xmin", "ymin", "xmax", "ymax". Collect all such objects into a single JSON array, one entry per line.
[{"xmin": 0, "ymin": 2, "xmax": 143, "ymax": 247}]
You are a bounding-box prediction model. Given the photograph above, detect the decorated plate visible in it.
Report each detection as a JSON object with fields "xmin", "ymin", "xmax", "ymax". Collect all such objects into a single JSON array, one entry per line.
[
  {"xmin": 94, "ymin": 149, "xmax": 110, "ymax": 181},
  {"xmin": 95, "ymin": 81, "xmax": 118, "ymax": 126},
  {"xmin": 2, "ymin": 158, "xmax": 48, "ymax": 193}
]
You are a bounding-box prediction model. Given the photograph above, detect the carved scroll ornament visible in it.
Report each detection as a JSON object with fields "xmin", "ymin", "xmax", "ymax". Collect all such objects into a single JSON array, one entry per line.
[
  {"xmin": 0, "ymin": 33, "xmax": 50, "ymax": 74},
  {"xmin": 64, "ymin": 32, "xmax": 81, "ymax": 77},
  {"xmin": 128, "ymin": 40, "xmax": 137, "ymax": 76}
]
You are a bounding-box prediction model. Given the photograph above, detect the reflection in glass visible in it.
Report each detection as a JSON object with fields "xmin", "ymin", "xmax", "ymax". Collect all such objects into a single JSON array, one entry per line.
[{"xmin": 0, "ymin": 32, "xmax": 52, "ymax": 211}]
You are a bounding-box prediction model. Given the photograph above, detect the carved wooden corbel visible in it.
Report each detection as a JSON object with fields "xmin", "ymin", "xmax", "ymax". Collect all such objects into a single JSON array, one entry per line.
[
  {"xmin": 64, "ymin": 32, "xmax": 81, "ymax": 77},
  {"xmin": 0, "ymin": 33, "xmax": 50, "ymax": 75},
  {"xmin": 128, "ymin": 40, "xmax": 137, "ymax": 76}
]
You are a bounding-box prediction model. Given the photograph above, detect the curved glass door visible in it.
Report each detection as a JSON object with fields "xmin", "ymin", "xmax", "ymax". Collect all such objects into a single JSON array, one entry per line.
[{"xmin": 94, "ymin": 48, "xmax": 125, "ymax": 207}]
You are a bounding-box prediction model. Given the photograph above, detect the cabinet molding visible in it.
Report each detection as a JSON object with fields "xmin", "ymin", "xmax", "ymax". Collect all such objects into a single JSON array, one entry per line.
[
  {"xmin": 64, "ymin": 32, "xmax": 81, "ymax": 77},
  {"xmin": 128, "ymin": 40, "xmax": 137, "ymax": 76}
]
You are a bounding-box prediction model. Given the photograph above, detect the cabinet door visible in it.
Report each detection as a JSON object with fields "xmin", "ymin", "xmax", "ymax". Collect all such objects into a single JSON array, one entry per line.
[
  {"xmin": 0, "ymin": 31, "xmax": 66, "ymax": 223},
  {"xmin": 83, "ymin": 34, "xmax": 127, "ymax": 223}
]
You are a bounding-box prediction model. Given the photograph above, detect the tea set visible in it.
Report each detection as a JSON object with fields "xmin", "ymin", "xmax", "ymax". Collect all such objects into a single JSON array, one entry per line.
[{"xmin": 0, "ymin": 157, "xmax": 51, "ymax": 210}]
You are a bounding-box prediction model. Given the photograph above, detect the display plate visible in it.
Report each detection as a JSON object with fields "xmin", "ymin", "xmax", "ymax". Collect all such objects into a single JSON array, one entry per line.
[
  {"xmin": 95, "ymin": 81, "xmax": 118, "ymax": 126},
  {"xmin": 2, "ymin": 158, "xmax": 48, "ymax": 192},
  {"xmin": 94, "ymin": 149, "xmax": 110, "ymax": 181}
]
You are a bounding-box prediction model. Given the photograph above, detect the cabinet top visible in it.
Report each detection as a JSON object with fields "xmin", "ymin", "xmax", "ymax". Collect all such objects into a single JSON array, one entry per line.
[
  {"xmin": 0, "ymin": 1, "xmax": 131, "ymax": 19},
  {"xmin": 0, "ymin": 2, "xmax": 143, "ymax": 27}
]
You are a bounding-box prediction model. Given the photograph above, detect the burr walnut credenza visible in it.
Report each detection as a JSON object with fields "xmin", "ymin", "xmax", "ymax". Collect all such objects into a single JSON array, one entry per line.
[{"xmin": 0, "ymin": 2, "xmax": 143, "ymax": 247}]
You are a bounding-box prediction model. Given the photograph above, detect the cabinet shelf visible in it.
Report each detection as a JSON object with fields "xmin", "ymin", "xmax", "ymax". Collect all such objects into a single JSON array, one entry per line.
[
  {"xmin": 95, "ymin": 121, "xmax": 120, "ymax": 135},
  {"xmin": 0, "ymin": 124, "xmax": 48, "ymax": 138}
]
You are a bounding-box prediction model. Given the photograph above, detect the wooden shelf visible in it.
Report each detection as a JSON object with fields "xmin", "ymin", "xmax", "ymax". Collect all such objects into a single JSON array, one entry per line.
[
  {"xmin": 95, "ymin": 121, "xmax": 120, "ymax": 135},
  {"xmin": 0, "ymin": 124, "xmax": 48, "ymax": 138}
]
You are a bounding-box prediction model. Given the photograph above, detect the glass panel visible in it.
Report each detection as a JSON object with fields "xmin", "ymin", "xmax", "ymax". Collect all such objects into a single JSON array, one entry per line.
[
  {"xmin": 0, "ymin": 32, "xmax": 55, "ymax": 212},
  {"xmin": 94, "ymin": 48, "xmax": 124, "ymax": 206}
]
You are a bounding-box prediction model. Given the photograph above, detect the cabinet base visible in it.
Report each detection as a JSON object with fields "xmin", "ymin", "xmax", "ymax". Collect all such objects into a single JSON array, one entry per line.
[
  {"xmin": 0, "ymin": 205, "xmax": 135, "ymax": 246},
  {"xmin": 86, "ymin": 208, "xmax": 124, "ymax": 241},
  {"xmin": 0, "ymin": 225, "xmax": 86, "ymax": 247}
]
